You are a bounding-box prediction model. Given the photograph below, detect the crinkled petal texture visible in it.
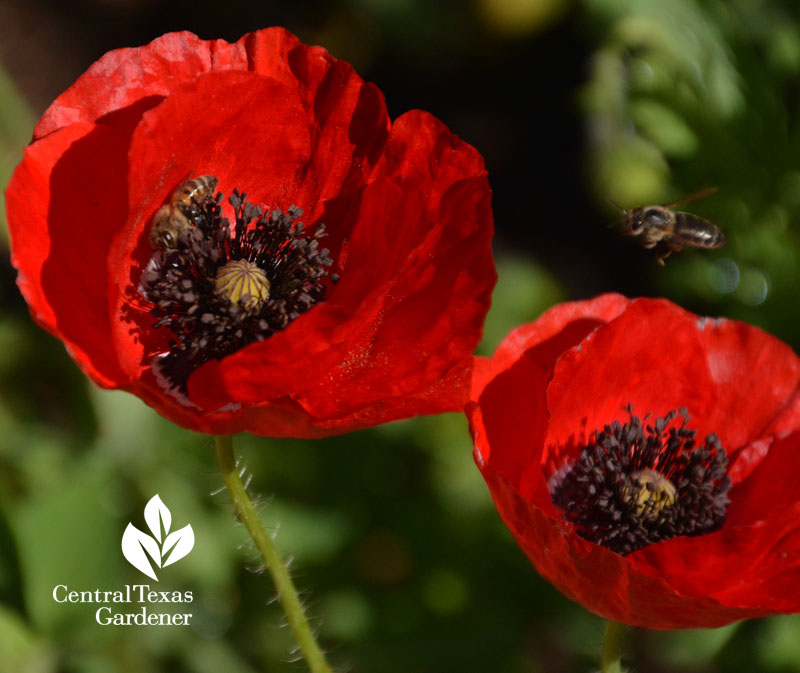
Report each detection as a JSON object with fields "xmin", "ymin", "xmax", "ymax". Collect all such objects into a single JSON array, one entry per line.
[
  {"xmin": 468, "ymin": 293, "xmax": 800, "ymax": 629},
  {"xmin": 6, "ymin": 28, "xmax": 495, "ymax": 437}
]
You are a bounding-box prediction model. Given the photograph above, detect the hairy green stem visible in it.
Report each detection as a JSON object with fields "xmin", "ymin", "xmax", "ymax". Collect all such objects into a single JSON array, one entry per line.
[
  {"xmin": 215, "ymin": 435, "xmax": 333, "ymax": 673},
  {"xmin": 600, "ymin": 620, "xmax": 627, "ymax": 673}
]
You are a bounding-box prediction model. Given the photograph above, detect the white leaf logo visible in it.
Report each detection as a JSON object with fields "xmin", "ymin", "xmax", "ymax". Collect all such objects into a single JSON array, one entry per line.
[
  {"xmin": 163, "ymin": 525, "xmax": 195, "ymax": 567},
  {"xmin": 144, "ymin": 494, "xmax": 171, "ymax": 542},
  {"xmin": 121, "ymin": 494, "xmax": 194, "ymax": 581}
]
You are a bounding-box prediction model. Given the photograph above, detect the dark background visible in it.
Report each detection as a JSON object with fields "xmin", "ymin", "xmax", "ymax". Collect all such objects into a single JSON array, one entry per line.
[{"xmin": 1, "ymin": 1, "xmax": 800, "ymax": 671}]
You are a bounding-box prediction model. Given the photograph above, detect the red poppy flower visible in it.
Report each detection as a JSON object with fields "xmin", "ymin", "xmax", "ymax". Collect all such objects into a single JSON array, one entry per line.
[
  {"xmin": 6, "ymin": 28, "xmax": 495, "ymax": 437},
  {"xmin": 468, "ymin": 293, "xmax": 800, "ymax": 629}
]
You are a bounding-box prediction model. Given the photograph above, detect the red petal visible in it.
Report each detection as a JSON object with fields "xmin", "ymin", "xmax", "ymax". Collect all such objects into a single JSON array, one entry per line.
[
  {"xmin": 693, "ymin": 316, "xmax": 800, "ymax": 480},
  {"xmin": 6, "ymin": 121, "xmax": 131, "ymax": 387},
  {"xmin": 472, "ymin": 294, "xmax": 629, "ymax": 501},
  {"xmin": 725, "ymin": 429, "xmax": 800, "ymax": 523},
  {"xmin": 293, "ymin": 111, "xmax": 496, "ymax": 424},
  {"xmin": 472, "ymin": 293, "xmax": 630, "ymax": 395},
  {"xmin": 35, "ymin": 28, "xmax": 308, "ymax": 139},
  {"xmin": 36, "ymin": 32, "xmax": 217, "ymax": 138},
  {"xmin": 543, "ymin": 298, "xmax": 721, "ymax": 478}
]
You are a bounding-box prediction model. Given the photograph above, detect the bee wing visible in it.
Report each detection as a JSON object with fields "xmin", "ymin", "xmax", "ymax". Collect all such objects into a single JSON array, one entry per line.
[{"xmin": 663, "ymin": 186, "xmax": 718, "ymax": 210}]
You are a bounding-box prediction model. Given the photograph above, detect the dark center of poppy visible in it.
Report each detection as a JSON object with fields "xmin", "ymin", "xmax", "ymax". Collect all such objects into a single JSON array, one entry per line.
[
  {"xmin": 138, "ymin": 183, "xmax": 337, "ymax": 394},
  {"xmin": 549, "ymin": 405, "xmax": 731, "ymax": 556}
]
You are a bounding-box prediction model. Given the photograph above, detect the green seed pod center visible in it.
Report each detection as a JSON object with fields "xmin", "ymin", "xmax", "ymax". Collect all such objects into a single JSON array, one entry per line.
[
  {"xmin": 625, "ymin": 468, "xmax": 677, "ymax": 522},
  {"xmin": 214, "ymin": 259, "xmax": 271, "ymax": 311}
]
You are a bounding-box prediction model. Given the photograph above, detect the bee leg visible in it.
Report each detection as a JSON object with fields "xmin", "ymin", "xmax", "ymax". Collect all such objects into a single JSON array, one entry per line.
[{"xmin": 654, "ymin": 242, "xmax": 673, "ymax": 266}]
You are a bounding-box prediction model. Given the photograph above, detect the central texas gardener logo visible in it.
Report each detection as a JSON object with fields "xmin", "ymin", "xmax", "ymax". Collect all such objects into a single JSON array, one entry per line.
[{"xmin": 121, "ymin": 494, "xmax": 194, "ymax": 581}]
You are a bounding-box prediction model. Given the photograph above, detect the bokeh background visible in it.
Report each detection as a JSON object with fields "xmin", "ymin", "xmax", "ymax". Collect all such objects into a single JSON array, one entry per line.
[{"xmin": 2, "ymin": 0, "xmax": 800, "ymax": 671}]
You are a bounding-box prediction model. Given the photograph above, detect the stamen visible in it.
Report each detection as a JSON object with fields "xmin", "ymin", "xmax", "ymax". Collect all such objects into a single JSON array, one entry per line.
[
  {"xmin": 138, "ymin": 180, "xmax": 335, "ymax": 394},
  {"xmin": 549, "ymin": 405, "xmax": 731, "ymax": 555}
]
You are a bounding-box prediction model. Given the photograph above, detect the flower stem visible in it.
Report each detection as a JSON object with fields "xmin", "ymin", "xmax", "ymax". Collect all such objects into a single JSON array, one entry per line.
[
  {"xmin": 215, "ymin": 435, "xmax": 333, "ymax": 673},
  {"xmin": 600, "ymin": 620, "xmax": 627, "ymax": 673}
]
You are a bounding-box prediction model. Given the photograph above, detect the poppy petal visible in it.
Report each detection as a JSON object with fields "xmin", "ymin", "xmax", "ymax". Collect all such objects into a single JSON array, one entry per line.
[{"xmin": 7, "ymin": 121, "xmax": 131, "ymax": 387}]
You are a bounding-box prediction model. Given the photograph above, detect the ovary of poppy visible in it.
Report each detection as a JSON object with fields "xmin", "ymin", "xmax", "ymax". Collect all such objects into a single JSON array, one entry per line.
[
  {"xmin": 6, "ymin": 28, "xmax": 496, "ymax": 438},
  {"xmin": 467, "ymin": 293, "xmax": 800, "ymax": 629}
]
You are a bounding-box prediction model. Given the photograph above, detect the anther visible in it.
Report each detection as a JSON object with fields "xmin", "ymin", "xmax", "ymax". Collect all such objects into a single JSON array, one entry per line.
[
  {"xmin": 138, "ymin": 182, "xmax": 335, "ymax": 393},
  {"xmin": 549, "ymin": 406, "xmax": 731, "ymax": 555}
]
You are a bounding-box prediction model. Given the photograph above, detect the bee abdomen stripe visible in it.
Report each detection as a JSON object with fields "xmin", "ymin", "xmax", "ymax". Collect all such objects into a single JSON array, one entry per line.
[{"xmin": 675, "ymin": 213, "xmax": 726, "ymax": 248}]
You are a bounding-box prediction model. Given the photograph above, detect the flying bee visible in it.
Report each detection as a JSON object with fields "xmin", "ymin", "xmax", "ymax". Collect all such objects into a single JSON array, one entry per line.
[
  {"xmin": 614, "ymin": 187, "xmax": 726, "ymax": 266},
  {"xmin": 149, "ymin": 174, "xmax": 219, "ymax": 250}
]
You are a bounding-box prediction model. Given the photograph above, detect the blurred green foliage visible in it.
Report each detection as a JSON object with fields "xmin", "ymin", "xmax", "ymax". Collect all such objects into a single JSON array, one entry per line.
[
  {"xmin": 583, "ymin": 0, "xmax": 800, "ymax": 346},
  {"xmin": 2, "ymin": 0, "xmax": 800, "ymax": 671},
  {"xmin": 0, "ymin": 65, "xmax": 32, "ymax": 248}
]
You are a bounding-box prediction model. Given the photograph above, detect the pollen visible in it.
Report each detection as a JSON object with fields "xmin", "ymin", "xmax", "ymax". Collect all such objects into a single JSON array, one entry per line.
[
  {"xmin": 549, "ymin": 406, "xmax": 731, "ymax": 556},
  {"xmin": 214, "ymin": 259, "xmax": 270, "ymax": 311}
]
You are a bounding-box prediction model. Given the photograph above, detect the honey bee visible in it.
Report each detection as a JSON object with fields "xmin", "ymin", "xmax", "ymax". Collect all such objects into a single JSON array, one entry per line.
[
  {"xmin": 149, "ymin": 175, "xmax": 218, "ymax": 250},
  {"xmin": 616, "ymin": 187, "xmax": 726, "ymax": 266}
]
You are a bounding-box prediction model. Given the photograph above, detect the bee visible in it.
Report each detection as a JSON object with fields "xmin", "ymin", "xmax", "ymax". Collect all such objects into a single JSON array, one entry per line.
[
  {"xmin": 615, "ymin": 187, "xmax": 726, "ymax": 266},
  {"xmin": 149, "ymin": 175, "xmax": 218, "ymax": 250}
]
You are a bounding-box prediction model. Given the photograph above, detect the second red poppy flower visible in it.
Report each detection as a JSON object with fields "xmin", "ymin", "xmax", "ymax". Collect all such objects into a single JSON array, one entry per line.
[{"xmin": 468, "ymin": 294, "xmax": 800, "ymax": 628}]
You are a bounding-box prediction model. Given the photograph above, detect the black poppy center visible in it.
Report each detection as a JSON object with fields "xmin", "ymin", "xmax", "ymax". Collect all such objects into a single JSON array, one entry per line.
[
  {"xmin": 549, "ymin": 405, "xmax": 731, "ymax": 556},
  {"xmin": 138, "ymin": 180, "xmax": 337, "ymax": 393}
]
